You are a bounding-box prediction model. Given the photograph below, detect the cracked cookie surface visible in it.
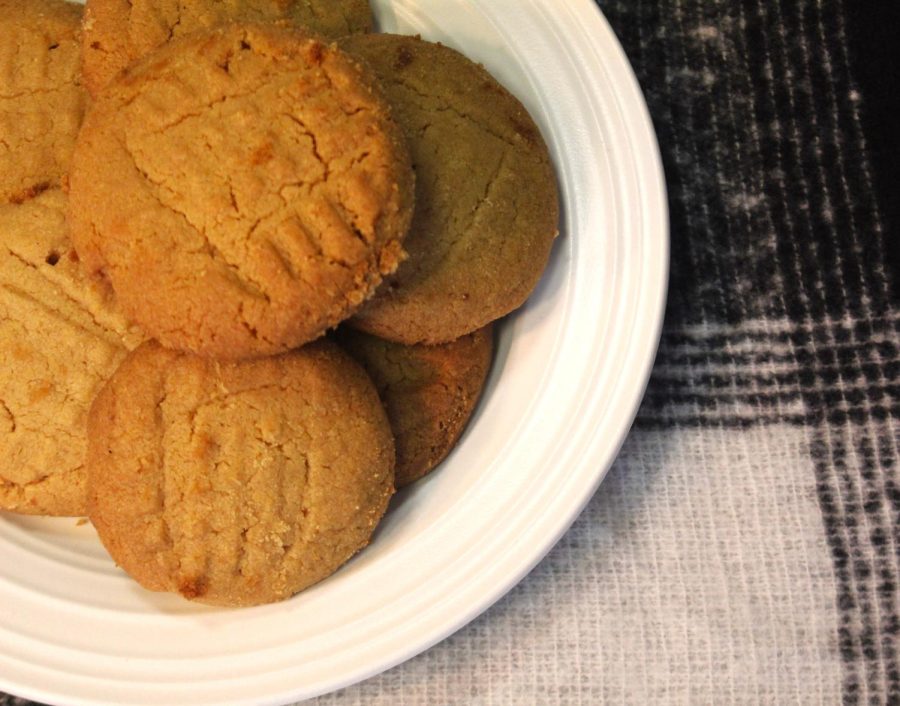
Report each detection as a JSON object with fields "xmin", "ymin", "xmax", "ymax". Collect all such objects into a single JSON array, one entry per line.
[
  {"xmin": 81, "ymin": 0, "xmax": 374, "ymax": 97},
  {"xmin": 68, "ymin": 25, "xmax": 414, "ymax": 360},
  {"xmin": 0, "ymin": 0, "xmax": 87, "ymax": 205},
  {"xmin": 0, "ymin": 190, "xmax": 144, "ymax": 516},
  {"xmin": 341, "ymin": 34, "xmax": 559, "ymax": 345},
  {"xmin": 87, "ymin": 339, "xmax": 395, "ymax": 607},
  {"xmin": 338, "ymin": 325, "xmax": 493, "ymax": 487}
]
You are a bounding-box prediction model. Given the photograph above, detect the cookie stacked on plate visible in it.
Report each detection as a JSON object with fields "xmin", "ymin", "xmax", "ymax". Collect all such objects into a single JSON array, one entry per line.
[{"xmin": 0, "ymin": 0, "xmax": 559, "ymax": 607}]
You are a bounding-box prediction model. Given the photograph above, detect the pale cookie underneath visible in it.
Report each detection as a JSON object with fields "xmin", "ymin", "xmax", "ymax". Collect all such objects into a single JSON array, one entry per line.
[
  {"xmin": 342, "ymin": 34, "xmax": 559, "ymax": 345},
  {"xmin": 338, "ymin": 325, "xmax": 493, "ymax": 487},
  {"xmin": 0, "ymin": 189, "xmax": 144, "ymax": 516},
  {"xmin": 81, "ymin": 0, "xmax": 374, "ymax": 96},
  {"xmin": 0, "ymin": 0, "xmax": 87, "ymax": 205}
]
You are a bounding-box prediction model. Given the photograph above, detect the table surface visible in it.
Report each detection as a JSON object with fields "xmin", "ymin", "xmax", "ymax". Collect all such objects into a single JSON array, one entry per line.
[{"xmin": 3, "ymin": 0, "xmax": 898, "ymax": 704}]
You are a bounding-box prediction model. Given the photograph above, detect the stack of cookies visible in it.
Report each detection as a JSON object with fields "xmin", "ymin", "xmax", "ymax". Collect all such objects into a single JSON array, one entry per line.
[{"xmin": 0, "ymin": 0, "xmax": 559, "ymax": 607}]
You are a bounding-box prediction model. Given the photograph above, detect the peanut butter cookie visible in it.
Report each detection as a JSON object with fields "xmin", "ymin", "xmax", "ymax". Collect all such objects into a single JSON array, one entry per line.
[
  {"xmin": 68, "ymin": 25, "xmax": 414, "ymax": 360},
  {"xmin": 87, "ymin": 340, "xmax": 395, "ymax": 607},
  {"xmin": 0, "ymin": 0, "xmax": 87, "ymax": 205},
  {"xmin": 0, "ymin": 190, "xmax": 144, "ymax": 516},
  {"xmin": 338, "ymin": 325, "xmax": 493, "ymax": 487},
  {"xmin": 340, "ymin": 34, "xmax": 559, "ymax": 345},
  {"xmin": 81, "ymin": 0, "xmax": 374, "ymax": 97}
]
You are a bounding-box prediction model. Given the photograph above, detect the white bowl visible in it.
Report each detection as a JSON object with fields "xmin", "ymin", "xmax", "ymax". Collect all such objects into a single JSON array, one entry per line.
[{"xmin": 0, "ymin": 1, "xmax": 668, "ymax": 704}]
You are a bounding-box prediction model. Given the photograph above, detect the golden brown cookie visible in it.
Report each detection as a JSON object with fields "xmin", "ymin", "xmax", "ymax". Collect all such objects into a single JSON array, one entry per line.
[
  {"xmin": 81, "ymin": 0, "xmax": 374, "ymax": 97},
  {"xmin": 0, "ymin": 0, "xmax": 87, "ymax": 205},
  {"xmin": 337, "ymin": 325, "xmax": 493, "ymax": 487},
  {"xmin": 0, "ymin": 190, "xmax": 144, "ymax": 516},
  {"xmin": 68, "ymin": 25, "xmax": 414, "ymax": 360},
  {"xmin": 87, "ymin": 340, "xmax": 395, "ymax": 607},
  {"xmin": 340, "ymin": 34, "xmax": 559, "ymax": 345}
]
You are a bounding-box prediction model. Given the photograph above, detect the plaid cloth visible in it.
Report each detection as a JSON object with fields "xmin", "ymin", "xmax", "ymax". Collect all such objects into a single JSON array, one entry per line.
[{"xmin": 3, "ymin": 0, "xmax": 896, "ymax": 704}]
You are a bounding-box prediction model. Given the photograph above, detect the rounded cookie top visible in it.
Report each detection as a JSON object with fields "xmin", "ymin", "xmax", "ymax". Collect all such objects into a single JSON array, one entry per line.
[
  {"xmin": 0, "ymin": 190, "xmax": 144, "ymax": 517},
  {"xmin": 82, "ymin": 0, "xmax": 374, "ymax": 97},
  {"xmin": 340, "ymin": 34, "xmax": 559, "ymax": 345},
  {"xmin": 69, "ymin": 25, "xmax": 414, "ymax": 360},
  {"xmin": 337, "ymin": 325, "xmax": 493, "ymax": 487},
  {"xmin": 87, "ymin": 340, "xmax": 395, "ymax": 607},
  {"xmin": 0, "ymin": 0, "xmax": 87, "ymax": 204}
]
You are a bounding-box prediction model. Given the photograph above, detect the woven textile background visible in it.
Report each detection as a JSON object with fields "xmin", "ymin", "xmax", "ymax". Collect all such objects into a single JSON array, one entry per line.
[{"xmin": 3, "ymin": 0, "xmax": 897, "ymax": 704}]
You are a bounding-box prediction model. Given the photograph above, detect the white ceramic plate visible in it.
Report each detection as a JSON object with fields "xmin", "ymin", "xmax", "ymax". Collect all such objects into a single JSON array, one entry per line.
[{"xmin": 0, "ymin": 1, "xmax": 667, "ymax": 704}]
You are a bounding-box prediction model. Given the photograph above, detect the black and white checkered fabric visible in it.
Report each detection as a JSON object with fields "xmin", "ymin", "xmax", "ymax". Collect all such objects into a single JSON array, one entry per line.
[{"xmin": 620, "ymin": 0, "xmax": 899, "ymax": 702}]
